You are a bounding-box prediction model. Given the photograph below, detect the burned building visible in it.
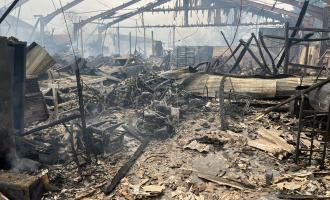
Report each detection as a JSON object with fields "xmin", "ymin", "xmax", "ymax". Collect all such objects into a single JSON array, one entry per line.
[{"xmin": 1, "ymin": 0, "xmax": 330, "ymax": 200}]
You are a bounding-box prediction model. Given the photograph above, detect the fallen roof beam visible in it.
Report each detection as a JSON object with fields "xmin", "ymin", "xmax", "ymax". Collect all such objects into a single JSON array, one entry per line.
[
  {"xmin": 100, "ymin": 0, "xmax": 171, "ymax": 31},
  {"xmin": 23, "ymin": 113, "xmax": 81, "ymax": 136}
]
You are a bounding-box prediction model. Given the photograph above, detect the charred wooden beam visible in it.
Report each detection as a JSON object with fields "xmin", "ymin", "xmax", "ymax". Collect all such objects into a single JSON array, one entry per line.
[
  {"xmin": 215, "ymin": 43, "xmax": 244, "ymax": 71},
  {"xmin": 229, "ymin": 36, "xmax": 254, "ymax": 73},
  {"xmin": 23, "ymin": 113, "xmax": 81, "ymax": 136},
  {"xmin": 251, "ymin": 33, "xmax": 272, "ymax": 74},
  {"xmin": 102, "ymin": 140, "xmax": 149, "ymax": 194},
  {"xmin": 259, "ymin": 31, "xmax": 277, "ymax": 74},
  {"xmin": 220, "ymin": 31, "xmax": 237, "ymax": 62}
]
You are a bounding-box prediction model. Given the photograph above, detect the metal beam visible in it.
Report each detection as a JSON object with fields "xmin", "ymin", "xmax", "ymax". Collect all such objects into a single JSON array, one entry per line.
[
  {"xmin": 276, "ymin": 0, "xmax": 322, "ymax": 19},
  {"xmin": 147, "ymin": 5, "xmax": 286, "ymax": 22},
  {"xmin": 232, "ymin": 0, "xmax": 301, "ymax": 19},
  {"xmin": 76, "ymin": 0, "xmax": 142, "ymax": 30},
  {"xmin": 106, "ymin": 21, "xmax": 283, "ymax": 28},
  {"xmin": 43, "ymin": 0, "xmax": 85, "ymax": 25},
  {"xmin": 12, "ymin": 0, "xmax": 30, "ymax": 8},
  {"xmin": 201, "ymin": 0, "xmax": 312, "ymax": 22},
  {"xmin": 100, "ymin": 0, "xmax": 171, "ymax": 31},
  {"xmin": 201, "ymin": 0, "xmax": 321, "ymax": 19},
  {"xmin": 0, "ymin": 0, "xmax": 19, "ymax": 24},
  {"xmin": 0, "ymin": 0, "xmax": 30, "ymax": 12},
  {"xmin": 183, "ymin": 0, "xmax": 189, "ymax": 26}
]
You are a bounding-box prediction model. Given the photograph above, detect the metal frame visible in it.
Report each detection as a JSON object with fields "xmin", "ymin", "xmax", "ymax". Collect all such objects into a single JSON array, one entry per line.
[
  {"xmin": 294, "ymin": 92, "xmax": 330, "ymax": 169},
  {"xmin": 263, "ymin": 24, "xmax": 330, "ymax": 74}
]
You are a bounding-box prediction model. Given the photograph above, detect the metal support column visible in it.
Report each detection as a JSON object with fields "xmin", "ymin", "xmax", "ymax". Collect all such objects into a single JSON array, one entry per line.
[
  {"xmin": 40, "ymin": 17, "xmax": 45, "ymax": 46},
  {"xmin": 142, "ymin": 12, "xmax": 146, "ymax": 56},
  {"xmin": 183, "ymin": 0, "xmax": 189, "ymax": 26},
  {"xmin": 284, "ymin": 22, "xmax": 290, "ymax": 74},
  {"xmin": 151, "ymin": 30, "xmax": 154, "ymax": 56},
  {"xmin": 129, "ymin": 32, "xmax": 132, "ymax": 55},
  {"xmin": 80, "ymin": 20, "xmax": 84, "ymax": 58},
  {"xmin": 173, "ymin": 26, "xmax": 176, "ymax": 50},
  {"xmin": 143, "ymin": 28, "xmax": 146, "ymax": 56},
  {"xmin": 117, "ymin": 25, "xmax": 121, "ymax": 55}
]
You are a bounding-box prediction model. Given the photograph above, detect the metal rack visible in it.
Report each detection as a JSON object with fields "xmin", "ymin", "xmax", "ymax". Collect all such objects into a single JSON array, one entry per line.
[{"xmin": 294, "ymin": 91, "xmax": 330, "ymax": 168}]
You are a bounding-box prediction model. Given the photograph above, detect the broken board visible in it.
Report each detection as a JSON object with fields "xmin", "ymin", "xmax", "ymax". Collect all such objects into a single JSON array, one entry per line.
[
  {"xmin": 248, "ymin": 127, "xmax": 294, "ymax": 159},
  {"xmin": 0, "ymin": 171, "xmax": 46, "ymax": 200}
]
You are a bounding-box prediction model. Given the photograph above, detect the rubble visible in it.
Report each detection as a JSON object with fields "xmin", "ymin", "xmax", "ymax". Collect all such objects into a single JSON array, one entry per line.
[
  {"xmin": 2, "ymin": 1, "xmax": 330, "ymax": 199},
  {"xmin": 247, "ymin": 127, "xmax": 295, "ymax": 160},
  {"xmin": 0, "ymin": 170, "xmax": 49, "ymax": 200}
]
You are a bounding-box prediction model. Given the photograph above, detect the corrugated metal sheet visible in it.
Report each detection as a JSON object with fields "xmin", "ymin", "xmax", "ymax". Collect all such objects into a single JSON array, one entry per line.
[
  {"xmin": 160, "ymin": 69, "xmax": 317, "ymax": 98},
  {"xmin": 26, "ymin": 42, "xmax": 56, "ymax": 76},
  {"xmin": 182, "ymin": 73, "xmax": 277, "ymax": 98}
]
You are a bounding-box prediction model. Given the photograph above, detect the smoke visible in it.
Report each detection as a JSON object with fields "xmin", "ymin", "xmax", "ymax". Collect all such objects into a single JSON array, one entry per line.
[
  {"xmin": 0, "ymin": 140, "xmax": 40, "ymax": 173},
  {"xmin": 10, "ymin": 157, "xmax": 41, "ymax": 173}
]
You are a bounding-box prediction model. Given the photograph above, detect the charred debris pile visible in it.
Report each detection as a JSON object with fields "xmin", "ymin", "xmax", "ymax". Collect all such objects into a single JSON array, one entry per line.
[
  {"xmin": 1, "ymin": 3, "xmax": 330, "ymax": 200},
  {"xmin": 0, "ymin": 36, "xmax": 330, "ymax": 200}
]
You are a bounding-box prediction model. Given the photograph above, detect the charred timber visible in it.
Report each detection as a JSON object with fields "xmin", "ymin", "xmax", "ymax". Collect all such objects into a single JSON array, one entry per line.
[{"xmin": 23, "ymin": 113, "xmax": 81, "ymax": 136}]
